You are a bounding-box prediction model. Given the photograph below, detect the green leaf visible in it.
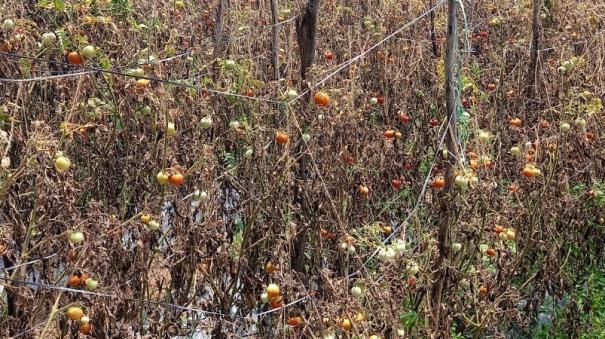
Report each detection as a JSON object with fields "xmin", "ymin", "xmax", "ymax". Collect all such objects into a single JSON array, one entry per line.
[{"xmin": 54, "ymin": 0, "xmax": 65, "ymax": 11}]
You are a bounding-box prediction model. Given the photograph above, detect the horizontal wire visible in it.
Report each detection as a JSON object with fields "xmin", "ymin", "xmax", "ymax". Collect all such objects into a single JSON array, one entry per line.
[
  {"xmin": 0, "ymin": 276, "xmax": 245, "ymax": 319},
  {"xmin": 0, "ymin": 70, "xmax": 96, "ymax": 82},
  {"xmin": 0, "ymin": 51, "xmax": 287, "ymax": 104}
]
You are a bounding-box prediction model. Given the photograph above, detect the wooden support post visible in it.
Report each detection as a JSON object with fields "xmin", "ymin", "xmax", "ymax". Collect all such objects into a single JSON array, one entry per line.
[
  {"xmin": 430, "ymin": 0, "xmax": 458, "ymax": 331},
  {"xmin": 527, "ymin": 0, "xmax": 543, "ymax": 97},
  {"xmin": 270, "ymin": 0, "xmax": 280, "ymax": 80},
  {"xmin": 291, "ymin": 0, "xmax": 319, "ymax": 273},
  {"xmin": 213, "ymin": 0, "xmax": 227, "ymax": 60}
]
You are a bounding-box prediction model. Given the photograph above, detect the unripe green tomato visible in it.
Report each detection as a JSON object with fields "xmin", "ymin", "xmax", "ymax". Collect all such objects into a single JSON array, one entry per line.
[
  {"xmin": 224, "ymin": 59, "xmax": 237, "ymax": 71},
  {"xmin": 3, "ymin": 19, "xmax": 15, "ymax": 30},
  {"xmin": 41, "ymin": 32, "xmax": 56, "ymax": 46},
  {"xmin": 452, "ymin": 242, "xmax": 462, "ymax": 252},
  {"xmin": 166, "ymin": 122, "xmax": 176, "ymax": 136},
  {"xmin": 69, "ymin": 231, "xmax": 84, "ymax": 244},
  {"xmin": 200, "ymin": 117, "xmax": 213, "ymax": 129},
  {"xmin": 82, "ymin": 45, "xmax": 97, "ymax": 59},
  {"xmin": 54, "ymin": 156, "xmax": 71, "ymax": 172}
]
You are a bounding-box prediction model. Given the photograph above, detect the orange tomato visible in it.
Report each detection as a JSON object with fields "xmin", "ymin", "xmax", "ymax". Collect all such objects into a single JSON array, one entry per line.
[
  {"xmin": 432, "ymin": 177, "xmax": 445, "ymax": 189},
  {"xmin": 383, "ymin": 130, "xmax": 396, "ymax": 138},
  {"xmin": 479, "ymin": 285, "xmax": 488, "ymax": 295},
  {"xmin": 269, "ymin": 297, "xmax": 282, "ymax": 309},
  {"xmin": 275, "ymin": 131, "xmax": 289, "ymax": 144},
  {"xmin": 486, "ymin": 248, "xmax": 496, "ymax": 257},
  {"xmin": 358, "ymin": 185, "xmax": 369, "ymax": 197},
  {"xmin": 494, "ymin": 225, "xmax": 504, "ymax": 234},
  {"xmin": 341, "ymin": 318, "xmax": 352, "ymax": 331},
  {"xmin": 67, "ymin": 51, "xmax": 84, "ymax": 65},
  {"xmin": 169, "ymin": 173, "xmax": 184, "ymax": 185},
  {"xmin": 486, "ymin": 83, "xmax": 497, "ymax": 91},
  {"xmin": 68, "ymin": 275, "xmax": 81, "ymax": 287},
  {"xmin": 522, "ymin": 165, "xmax": 540, "ymax": 177},
  {"xmin": 510, "ymin": 118, "xmax": 523, "ymax": 127},
  {"xmin": 313, "ymin": 92, "xmax": 330, "ymax": 107},
  {"xmin": 265, "ymin": 262, "xmax": 278, "ymax": 273},
  {"xmin": 79, "ymin": 273, "xmax": 89, "ymax": 285},
  {"xmin": 288, "ymin": 316, "xmax": 303, "ymax": 327},
  {"xmin": 80, "ymin": 323, "xmax": 92, "ymax": 334}
]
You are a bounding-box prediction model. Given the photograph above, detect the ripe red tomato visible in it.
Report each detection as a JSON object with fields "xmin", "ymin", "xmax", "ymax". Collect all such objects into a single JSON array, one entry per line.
[
  {"xmin": 462, "ymin": 98, "xmax": 470, "ymax": 108},
  {"xmin": 377, "ymin": 95, "xmax": 385, "ymax": 105},
  {"xmin": 67, "ymin": 51, "xmax": 84, "ymax": 65},
  {"xmin": 586, "ymin": 131, "xmax": 595, "ymax": 141},
  {"xmin": 399, "ymin": 113, "xmax": 411, "ymax": 124},
  {"xmin": 429, "ymin": 118, "xmax": 440, "ymax": 127},
  {"xmin": 342, "ymin": 154, "xmax": 355, "ymax": 165},
  {"xmin": 486, "ymin": 248, "xmax": 496, "ymax": 257},
  {"xmin": 404, "ymin": 163, "xmax": 413, "ymax": 171},
  {"xmin": 324, "ymin": 50, "xmax": 334, "ymax": 61},
  {"xmin": 391, "ymin": 179, "xmax": 402, "ymax": 189}
]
